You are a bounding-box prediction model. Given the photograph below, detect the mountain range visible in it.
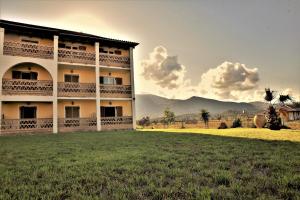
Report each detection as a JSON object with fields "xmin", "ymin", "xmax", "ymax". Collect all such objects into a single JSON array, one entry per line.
[{"xmin": 135, "ymin": 94, "xmax": 266, "ymax": 119}]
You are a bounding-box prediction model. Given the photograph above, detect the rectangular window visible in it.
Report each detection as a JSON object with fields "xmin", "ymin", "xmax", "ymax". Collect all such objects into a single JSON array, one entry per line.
[
  {"xmin": 100, "ymin": 106, "xmax": 123, "ymax": 117},
  {"xmin": 99, "ymin": 76, "xmax": 122, "ymax": 85},
  {"xmin": 64, "ymin": 74, "xmax": 79, "ymax": 83},
  {"xmin": 20, "ymin": 106, "xmax": 37, "ymax": 119},
  {"xmin": 65, "ymin": 106, "xmax": 80, "ymax": 118},
  {"xmin": 101, "ymin": 106, "xmax": 115, "ymax": 117},
  {"xmin": 105, "ymin": 77, "xmax": 115, "ymax": 85},
  {"xmin": 12, "ymin": 71, "xmax": 38, "ymax": 80}
]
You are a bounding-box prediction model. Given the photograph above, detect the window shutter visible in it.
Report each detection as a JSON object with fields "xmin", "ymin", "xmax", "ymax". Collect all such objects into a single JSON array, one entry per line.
[
  {"xmin": 31, "ymin": 72, "xmax": 38, "ymax": 80},
  {"xmin": 115, "ymin": 78, "xmax": 122, "ymax": 85},
  {"xmin": 65, "ymin": 107, "xmax": 72, "ymax": 118},
  {"xmin": 12, "ymin": 71, "xmax": 21, "ymax": 79},
  {"xmin": 101, "ymin": 106, "xmax": 105, "ymax": 117},
  {"xmin": 100, "ymin": 76, "xmax": 104, "ymax": 84},
  {"xmin": 72, "ymin": 75, "xmax": 79, "ymax": 83},
  {"xmin": 73, "ymin": 107, "xmax": 80, "ymax": 118},
  {"xmin": 116, "ymin": 106, "xmax": 123, "ymax": 117},
  {"xmin": 65, "ymin": 75, "xmax": 71, "ymax": 82}
]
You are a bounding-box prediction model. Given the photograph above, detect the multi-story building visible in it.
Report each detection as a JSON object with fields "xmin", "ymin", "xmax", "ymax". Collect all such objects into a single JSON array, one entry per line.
[{"xmin": 0, "ymin": 20, "xmax": 138, "ymax": 134}]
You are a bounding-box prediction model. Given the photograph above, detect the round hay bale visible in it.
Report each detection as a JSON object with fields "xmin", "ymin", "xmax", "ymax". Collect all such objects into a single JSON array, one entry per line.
[{"xmin": 253, "ymin": 114, "xmax": 266, "ymax": 128}]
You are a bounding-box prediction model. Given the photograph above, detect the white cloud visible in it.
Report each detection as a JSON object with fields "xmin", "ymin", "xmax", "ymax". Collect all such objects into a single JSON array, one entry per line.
[
  {"xmin": 199, "ymin": 61, "xmax": 260, "ymax": 100},
  {"xmin": 141, "ymin": 46, "xmax": 187, "ymax": 89}
]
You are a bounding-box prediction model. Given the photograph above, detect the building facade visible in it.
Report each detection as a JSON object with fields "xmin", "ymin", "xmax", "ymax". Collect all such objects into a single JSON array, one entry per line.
[
  {"xmin": 0, "ymin": 20, "xmax": 138, "ymax": 134},
  {"xmin": 279, "ymin": 105, "xmax": 300, "ymax": 122}
]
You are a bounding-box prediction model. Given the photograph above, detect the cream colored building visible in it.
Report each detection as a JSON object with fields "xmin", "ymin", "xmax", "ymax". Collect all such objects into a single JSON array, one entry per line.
[{"xmin": 0, "ymin": 20, "xmax": 138, "ymax": 134}]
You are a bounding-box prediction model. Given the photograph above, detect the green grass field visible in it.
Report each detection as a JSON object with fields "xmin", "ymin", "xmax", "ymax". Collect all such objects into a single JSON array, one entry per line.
[{"xmin": 0, "ymin": 129, "xmax": 300, "ymax": 199}]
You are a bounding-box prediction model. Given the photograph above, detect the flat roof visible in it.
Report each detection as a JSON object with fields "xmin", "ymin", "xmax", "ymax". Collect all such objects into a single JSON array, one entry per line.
[{"xmin": 0, "ymin": 19, "xmax": 139, "ymax": 48}]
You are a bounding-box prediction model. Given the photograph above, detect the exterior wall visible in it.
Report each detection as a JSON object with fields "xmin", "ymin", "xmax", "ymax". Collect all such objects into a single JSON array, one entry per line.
[
  {"xmin": 4, "ymin": 33, "xmax": 53, "ymax": 46},
  {"xmin": 2, "ymin": 102, "xmax": 52, "ymax": 119},
  {"xmin": 3, "ymin": 63, "xmax": 52, "ymax": 80},
  {"xmin": 58, "ymin": 100, "xmax": 96, "ymax": 118},
  {"xmin": 100, "ymin": 100, "xmax": 132, "ymax": 116},
  {"xmin": 58, "ymin": 67, "xmax": 95, "ymax": 83},
  {"xmin": 100, "ymin": 70, "xmax": 131, "ymax": 85}
]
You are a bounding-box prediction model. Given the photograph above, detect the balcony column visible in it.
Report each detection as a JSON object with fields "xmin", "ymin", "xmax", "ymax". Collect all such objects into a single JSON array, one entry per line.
[
  {"xmin": 53, "ymin": 35, "xmax": 59, "ymax": 134},
  {"xmin": 0, "ymin": 28, "xmax": 4, "ymax": 56},
  {"xmin": 95, "ymin": 42, "xmax": 101, "ymax": 131},
  {"xmin": 129, "ymin": 47, "xmax": 136, "ymax": 129}
]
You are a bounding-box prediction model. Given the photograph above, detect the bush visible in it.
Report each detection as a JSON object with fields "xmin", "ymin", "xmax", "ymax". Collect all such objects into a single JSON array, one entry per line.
[
  {"xmin": 231, "ymin": 118, "xmax": 242, "ymax": 128},
  {"xmin": 138, "ymin": 116, "xmax": 150, "ymax": 127},
  {"xmin": 218, "ymin": 122, "xmax": 228, "ymax": 129}
]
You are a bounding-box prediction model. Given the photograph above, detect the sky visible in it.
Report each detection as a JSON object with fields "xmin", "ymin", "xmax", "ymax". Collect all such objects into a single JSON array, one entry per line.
[{"xmin": 0, "ymin": 0, "xmax": 299, "ymax": 102}]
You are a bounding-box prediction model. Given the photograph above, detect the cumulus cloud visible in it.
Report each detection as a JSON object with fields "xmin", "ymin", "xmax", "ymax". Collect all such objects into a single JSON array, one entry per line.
[
  {"xmin": 199, "ymin": 61, "xmax": 260, "ymax": 100},
  {"xmin": 141, "ymin": 46, "xmax": 186, "ymax": 89}
]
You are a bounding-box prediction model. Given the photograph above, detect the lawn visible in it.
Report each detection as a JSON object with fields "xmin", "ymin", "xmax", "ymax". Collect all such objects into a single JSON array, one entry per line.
[{"xmin": 0, "ymin": 129, "xmax": 300, "ymax": 199}]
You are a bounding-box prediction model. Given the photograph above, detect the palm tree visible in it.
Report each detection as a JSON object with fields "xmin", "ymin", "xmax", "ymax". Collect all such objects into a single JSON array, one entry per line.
[
  {"xmin": 279, "ymin": 94, "xmax": 292, "ymax": 105},
  {"xmin": 200, "ymin": 109, "xmax": 210, "ymax": 128},
  {"xmin": 264, "ymin": 88, "xmax": 275, "ymax": 103}
]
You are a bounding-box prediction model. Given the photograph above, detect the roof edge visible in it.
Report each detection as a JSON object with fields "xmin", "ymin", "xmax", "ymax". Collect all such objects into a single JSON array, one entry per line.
[{"xmin": 0, "ymin": 19, "xmax": 139, "ymax": 47}]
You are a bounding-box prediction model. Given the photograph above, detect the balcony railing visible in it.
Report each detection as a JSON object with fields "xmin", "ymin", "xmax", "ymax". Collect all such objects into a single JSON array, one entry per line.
[
  {"xmin": 58, "ymin": 118, "xmax": 97, "ymax": 132},
  {"xmin": 100, "ymin": 85, "xmax": 132, "ymax": 98},
  {"xmin": 99, "ymin": 53, "xmax": 130, "ymax": 68},
  {"xmin": 101, "ymin": 116, "xmax": 133, "ymax": 130},
  {"xmin": 1, "ymin": 118, "xmax": 53, "ymax": 134},
  {"xmin": 2, "ymin": 79, "xmax": 53, "ymax": 96},
  {"xmin": 58, "ymin": 82, "xmax": 96, "ymax": 97},
  {"xmin": 58, "ymin": 48, "xmax": 96, "ymax": 65},
  {"xmin": 3, "ymin": 41, "xmax": 54, "ymax": 59}
]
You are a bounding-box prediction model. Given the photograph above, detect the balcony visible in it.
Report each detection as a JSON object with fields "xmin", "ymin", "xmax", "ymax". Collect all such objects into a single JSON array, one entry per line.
[
  {"xmin": 2, "ymin": 79, "xmax": 53, "ymax": 96},
  {"xmin": 58, "ymin": 118, "xmax": 97, "ymax": 132},
  {"xmin": 58, "ymin": 82, "xmax": 96, "ymax": 97},
  {"xmin": 101, "ymin": 116, "xmax": 133, "ymax": 130},
  {"xmin": 100, "ymin": 85, "xmax": 132, "ymax": 98},
  {"xmin": 1, "ymin": 118, "xmax": 53, "ymax": 134},
  {"xmin": 58, "ymin": 48, "xmax": 96, "ymax": 65},
  {"xmin": 3, "ymin": 41, "xmax": 54, "ymax": 59},
  {"xmin": 99, "ymin": 53, "xmax": 130, "ymax": 68}
]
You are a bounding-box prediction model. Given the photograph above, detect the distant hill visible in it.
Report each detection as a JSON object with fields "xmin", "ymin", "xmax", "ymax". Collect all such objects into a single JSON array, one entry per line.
[{"xmin": 136, "ymin": 94, "xmax": 266, "ymax": 119}]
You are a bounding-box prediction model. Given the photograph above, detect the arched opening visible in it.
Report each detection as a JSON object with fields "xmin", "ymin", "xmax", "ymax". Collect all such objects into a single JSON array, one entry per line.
[{"xmin": 2, "ymin": 62, "xmax": 53, "ymax": 96}]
